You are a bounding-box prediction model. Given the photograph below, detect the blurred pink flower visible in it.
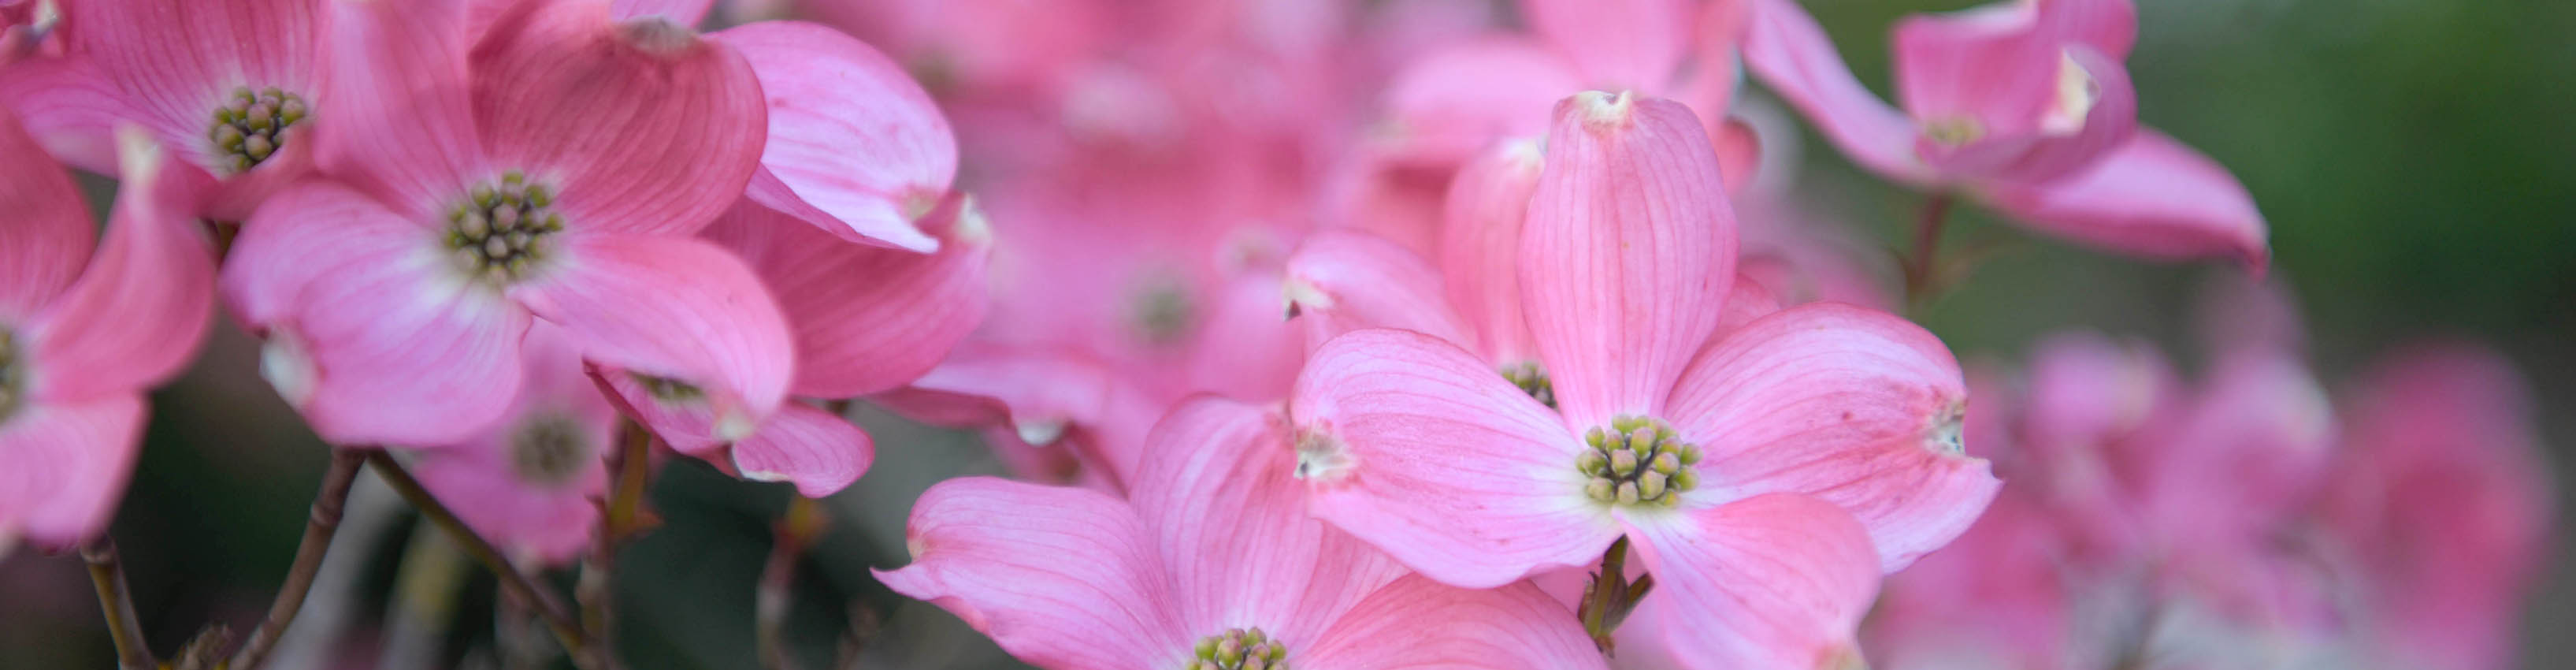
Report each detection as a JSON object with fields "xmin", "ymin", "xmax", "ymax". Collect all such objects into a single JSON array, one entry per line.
[
  {"xmin": 1288, "ymin": 93, "xmax": 1994, "ymax": 670},
  {"xmin": 411, "ymin": 325, "xmax": 614, "ymax": 564},
  {"xmin": 221, "ymin": 0, "xmax": 792, "ymax": 448},
  {"xmin": 1743, "ymin": 0, "xmax": 2268, "ymax": 266},
  {"xmin": 878, "ymin": 396, "xmax": 1607, "ymax": 670},
  {"xmin": 0, "ymin": 120, "xmax": 215, "ymax": 550}
]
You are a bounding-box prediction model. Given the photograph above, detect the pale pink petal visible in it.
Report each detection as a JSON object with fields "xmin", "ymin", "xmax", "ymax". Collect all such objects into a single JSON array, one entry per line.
[
  {"xmin": 65, "ymin": 0, "xmax": 321, "ymax": 127},
  {"xmin": 702, "ymin": 198, "xmax": 989, "ymax": 399},
  {"xmin": 893, "ymin": 344, "xmax": 1112, "ymax": 447},
  {"xmin": 1626, "ymin": 493, "xmax": 1880, "ymax": 670},
  {"xmin": 1910, "ymin": 45, "xmax": 2136, "ymax": 183},
  {"xmin": 1437, "ymin": 137, "xmax": 1543, "ymax": 363},
  {"xmin": 0, "ymin": 108, "xmax": 91, "ymax": 320},
  {"xmin": 1978, "ymin": 130, "xmax": 2269, "ymax": 267},
  {"xmin": 1377, "ymin": 37, "xmax": 1582, "ymax": 166},
  {"xmin": 24, "ymin": 132, "xmax": 215, "ymax": 403},
  {"xmin": 714, "ymin": 20, "xmax": 956, "ymax": 251},
  {"xmin": 1664, "ymin": 303, "xmax": 1995, "ymax": 571},
  {"xmin": 410, "ymin": 322, "xmax": 612, "ymax": 563},
  {"xmin": 472, "ymin": 0, "xmax": 765, "ymax": 236},
  {"xmin": 1127, "ymin": 396, "xmax": 1406, "ymax": 642},
  {"xmin": 873, "ymin": 478, "xmax": 1189, "ymax": 669},
  {"xmin": 0, "ymin": 56, "xmax": 130, "ymax": 173},
  {"xmin": 512, "ymin": 233, "xmax": 793, "ymax": 442},
  {"xmin": 1298, "ymin": 574, "xmax": 1607, "ymax": 670},
  {"xmin": 1290, "ymin": 329, "xmax": 1619, "ymax": 588},
  {"xmin": 1741, "ymin": 0, "xmax": 1928, "ymax": 184},
  {"xmin": 1524, "ymin": 0, "xmax": 1691, "ymax": 90},
  {"xmin": 1179, "ymin": 274, "xmax": 1308, "ymax": 404},
  {"xmin": 1521, "ymin": 92, "xmax": 1736, "ymax": 427},
  {"xmin": 1891, "ymin": 2, "xmax": 2054, "ymax": 136},
  {"xmin": 316, "ymin": 0, "xmax": 485, "ymax": 218},
  {"xmin": 1713, "ymin": 116, "xmax": 1764, "ymax": 192},
  {"xmin": 611, "ymin": 0, "xmax": 711, "ymax": 25},
  {"xmin": 0, "ymin": 395, "xmax": 143, "ymax": 547},
  {"xmin": 1283, "ymin": 229, "xmax": 1471, "ymax": 350},
  {"xmin": 2141, "ymin": 350, "xmax": 2333, "ymax": 545},
  {"xmin": 1714, "ymin": 270, "xmax": 1787, "ymax": 335},
  {"xmin": 727, "ymin": 403, "xmax": 873, "ymax": 497}
]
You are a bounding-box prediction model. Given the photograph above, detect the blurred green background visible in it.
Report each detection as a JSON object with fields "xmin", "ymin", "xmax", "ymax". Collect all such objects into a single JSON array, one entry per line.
[{"xmin": 4, "ymin": 0, "xmax": 2570, "ymax": 668}]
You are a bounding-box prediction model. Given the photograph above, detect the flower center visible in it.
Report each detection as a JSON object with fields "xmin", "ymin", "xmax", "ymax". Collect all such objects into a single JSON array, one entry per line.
[
  {"xmin": 637, "ymin": 374, "xmax": 703, "ymax": 402},
  {"xmin": 1501, "ymin": 361, "xmax": 1556, "ymax": 409},
  {"xmin": 1922, "ymin": 116, "xmax": 1984, "ymax": 147},
  {"xmin": 0, "ymin": 329, "xmax": 23, "ymax": 423},
  {"xmin": 1576, "ymin": 415, "xmax": 1702, "ymax": 508},
  {"xmin": 444, "ymin": 171, "xmax": 563, "ymax": 283},
  {"xmin": 206, "ymin": 87, "xmax": 307, "ymax": 174},
  {"xmin": 1129, "ymin": 274, "xmax": 1197, "ymax": 345},
  {"xmin": 1186, "ymin": 627, "xmax": 1288, "ymax": 670},
  {"xmin": 510, "ymin": 414, "xmax": 592, "ymax": 486}
]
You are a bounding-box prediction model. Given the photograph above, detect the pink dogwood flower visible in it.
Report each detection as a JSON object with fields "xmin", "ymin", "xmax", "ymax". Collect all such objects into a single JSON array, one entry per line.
[
  {"xmin": 0, "ymin": 120, "xmax": 215, "ymax": 551},
  {"xmin": 221, "ymin": 0, "xmax": 790, "ymax": 447},
  {"xmin": 878, "ymin": 396, "xmax": 1608, "ymax": 670},
  {"xmin": 1743, "ymin": 0, "xmax": 2268, "ymax": 265},
  {"xmin": 411, "ymin": 324, "xmax": 614, "ymax": 564},
  {"xmin": 1289, "ymin": 92, "xmax": 1995, "ymax": 670},
  {"xmin": 0, "ymin": 0, "xmax": 329, "ymax": 219},
  {"xmin": 711, "ymin": 18, "xmax": 958, "ymax": 251}
]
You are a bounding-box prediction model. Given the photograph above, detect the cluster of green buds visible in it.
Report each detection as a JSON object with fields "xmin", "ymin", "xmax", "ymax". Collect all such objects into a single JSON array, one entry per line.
[
  {"xmin": 446, "ymin": 171, "xmax": 565, "ymax": 282},
  {"xmin": 0, "ymin": 329, "xmax": 20, "ymax": 420},
  {"xmin": 1186, "ymin": 627, "xmax": 1287, "ymax": 670},
  {"xmin": 1501, "ymin": 361, "xmax": 1556, "ymax": 408},
  {"xmin": 208, "ymin": 87, "xmax": 307, "ymax": 173},
  {"xmin": 1577, "ymin": 415, "xmax": 1702, "ymax": 507}
]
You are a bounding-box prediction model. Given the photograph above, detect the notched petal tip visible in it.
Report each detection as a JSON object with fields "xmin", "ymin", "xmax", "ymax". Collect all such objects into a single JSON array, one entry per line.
[{"xmin": 1568, "ymin": 90, "xmax": 1641, "ymax": 130}]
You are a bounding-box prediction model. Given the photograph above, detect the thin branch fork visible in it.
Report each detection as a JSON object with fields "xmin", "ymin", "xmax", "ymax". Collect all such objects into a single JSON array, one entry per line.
[
  {"xmin": 362, "ymin": 450, "xmax": 591, "ymax": 664},
  {"xmin": 83, "ymin": 538, "xmax": 157, "ymax": 670},
  {"xmin": 225, "ymin": 448, "xmax": 367, "ymax": 670}
]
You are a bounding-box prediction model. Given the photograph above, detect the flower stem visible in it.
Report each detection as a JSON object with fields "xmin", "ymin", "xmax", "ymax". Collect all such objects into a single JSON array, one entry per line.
[
  {"xmin": 1576, "ymin": 537, "xmax": 1654, "ymax": 655},
  {"xmin": 83, "ymin": 538, "xmax": 157, "ymax": 670},
  {"xmin": 226, "ymin": 449, "xmax": 366, "ymax": 670},
  {"xmin": 758, "ymin": 496, "xmax": 828, "ymax": 670},
  {"xmin": 1902, "ymin": 192, "xmax": 1957, "ymax": 312},
  {"xmin": 581, "ymin": 421, "xmax": 656, "ymax": 670},
  {"xmin": 362, "ymin": 450, "xmax": 591, "ymax": 665}
]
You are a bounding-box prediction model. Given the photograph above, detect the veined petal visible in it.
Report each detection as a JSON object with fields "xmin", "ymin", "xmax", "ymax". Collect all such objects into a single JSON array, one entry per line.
[
  {"xmin": 67, "ymin": 0, "xmax": 321, "ymax": 128},
  {"xmin": 0, "ymin": 55, "xmax": 131, "ymax": 173},
  {"xmin": 1912, "ymin": 45, "xmax": 2136, "ymax": 184},
  {"xmin": 727, "ymin": 403, "xmax": 873, "ymax": 497},
  {"xmin": 1524, "ymin": 0, "xmax": 1691, "ymax": 91},
  {"xmin": 1290, "ymin": 329, "xmax": 1617, "ymax": 588},
  {"xmin": 0, "ymin": 395, "xmax": 143, "ymax": 547},
  {"xmin": 0, "ymin": 107, "xmax": 92, "ymax": 321},
  {"xmin": 1664, "ymin": 303, "xmax": 1995, "ymax": 571},
  {"xmin": 1128, "ymin": 396, "xmax": 1405, "ymax": 643},
  {"xmin": 1625, "ymin": 493, "xmax": 1880, "ymax": 670},
  {"xmin": 1283, "ymin": 229, "xmax": 1470, "ymax": 351},
  {"xmin": 472, "ymin": 0, "xmax": 765, "ymax": 236},
  {"xmin": 610, "ymin": 0, "xmax": 711, "ymax": 25},
  {"xmin": 714, "ymin": 20, "xmax": 956, "ymax": 251},
  {"xmin": 1298, "ymin": 574, "xmax": 1607, "ymax": 670},
  {"xmin": 1437, "ymin": 137, "xmax": 1543, "ymax": 363},
  {"xmin": 1741, "ymin": 0, "xmax": 1928, "ymax": 184},
  {"xmin": 1377, "ymin": 37, "xmax": 1581, "ymax": 166},
  {"xmin": 702, "ymin": 198, "xmax": 988, "ymax": 399},
  {"xmin": 1891, "ymin": 1, "xmax": 2054, "ymax": 136},
  {"xmin": 1978, "ymin": 129, "xmax": 2269, "ymax": 267},
  {"xmin": 874, "ymin": 478, "xmax": 1189, "ymax": 669},
  {"xmin": 317, "ymin": 0, "xmax": 484, "ymax": 219},
  {"xmin": 24, "ymin": 132, "xmax": 214, "ymax": 403},
  {"xmin": 513, "ymin": 233, "xmax": 792, "ymax": 442},
  {"xmin": 1522, "ymin": 91, "xmax": 1736, "ymax": 427}
]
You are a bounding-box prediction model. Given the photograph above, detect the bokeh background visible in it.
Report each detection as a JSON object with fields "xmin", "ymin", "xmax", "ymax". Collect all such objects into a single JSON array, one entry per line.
[{"xmin": 4, "ymin": 0, "xmax": 2570, "ymax": 668}]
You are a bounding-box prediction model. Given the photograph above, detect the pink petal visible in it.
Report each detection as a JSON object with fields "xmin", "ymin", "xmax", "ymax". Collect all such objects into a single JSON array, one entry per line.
[
  {"xmin": 512, "ymin": 233, "xmax": 793, "ymax": 442},
  {"xmin": 1891, "ymin": 1, "xmax": 2057, "ymax": 136},
  {"xmin": 0, "ymin": 55, "xmax": 130, "ymax": 173},
  {"xmin": 1283, "ymin": 229, "xmax": 1471, "ymax": 351},
  {"xmin": 1298, "ymin": 574, "xmax": 1607, "ymax": 670},
  {"xmin": 727, "ymin": 403, "xmax": 874, "ymax": 497},
  {"xmin": 873, "ymin": 478, "xmax": 1188, "ymax": 669},
  {"xmin": 1179, "ymin": 273, "xmax": 1309, "ymax": 404},
  {"xmin": 1907, "ymin": 44, "xmax": 2136, "ymax": 183},
  {"xmin": 1521, "ymin": 91, "xmax": 1737, "ymax": 427},
  {"xmin": 316, "ymin": 0, "xmax": 486, "ymax": 218},
  {"xmin": 24, "ymin": 132, "xmax": 215, "ymax": 404},
  {"xmin": 1377, "ymin": 37, "xmax": 1582, "ymax": 166},
  {"xmin": 1437, "ymin": 137, "xmax": 1543, "ymax": 363},
  {"xmin": 1625, "ymin": 493, "xmax": 1880, "ymax": 670},
  {"xmin": 1127, "ymin": 396, "xmax": 1406, "ymax": 642},
  {"xmin": 1740, "ymin": 0, "xmax": 1928, "ymax": 184},
  {"xmin": 895, "ymin": 344, "xmax": 1113, "ymax": 448},
  {"xmin": 702, "ymin": 198, "xmax": 989, "ymax": 399},
  {"xmin": 65, "ymin": 0, "xmax": 321, "ymax": 127},
  {"xmin": 713, "ymin": 20, "xmax": 956, "ymax": 251},
  {"xmin": 471, "ymin": 0, "xmax": 765, "ymax": 236},
  {"xmin": 411, "ymin": 326, "xmax": 613, "ymax": 562},
  {"xmin": 611, "ymin": 0, "xmax": 712, "ymax": 25},
  {"xmin": 0, "ymin": 395, "xmax": 143, "ymax": 547},
  {"xmin": 1663, "ymin": 303, "xmax": 1995, "ymax": 571},
  {"xmin": 1290, "ymin": 329, "xmax": 1618, "ymax": 588},
  {"xmin": 2047, "ymin": 0, "xmax": 2140, "ymax": 61},
  {"xmin": 1524, "ymin": 0, "xmax": 1691, "ymax": 90},
  {"xmin": 0, "ymin": 108, "xmax": 92, "ymax": 321},
  {"xmin": 1977, "ymin": 129, "xmax": 2270, "ymax": 267}
]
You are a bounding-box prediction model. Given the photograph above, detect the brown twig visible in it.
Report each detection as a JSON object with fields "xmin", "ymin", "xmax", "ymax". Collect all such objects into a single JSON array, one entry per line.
[
  {"xmin": 1901, "ymin": 192, "xmax": 1957, "ymax": 312},
  {"xmin": 83, "ymin": 538, "xmax": 157, "ymax": 669},
  {"xmin": 363, "ymin": 451, "xmax": 590, "ymax": 664},
  {"xmin": 579, "ymin": 421, "xmax": 655, "ymax": 670},
  {"xmin": 226, "ymin": 449, "xmax": 367, "ymax": 669}
]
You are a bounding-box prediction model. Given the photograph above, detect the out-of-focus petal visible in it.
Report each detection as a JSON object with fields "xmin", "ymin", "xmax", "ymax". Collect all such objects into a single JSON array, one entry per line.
[
  {"xmin": 1891, "ymin": 2, "xmax": 2054, "ymax": 136},
  {"xmin": 1977, "ymin": 130, "xmax": 2269, "ymax": 268},
  {"xmin": 704, "ymin": 198, "xmax": 988, "ymax": 398},
  {"xmin": 0, "ymin": 107, "xmax": 92, "ymax": 321},
  {"xmin": 892, "ymin": 343, "xmax": 1112, "ymax": 447},
  {"xmin": 1626, "ymin": 493, "xmax": 1879, "ymax": 670},
  {"xmin": 1664, "ymin": 303, "xmax": 1995, "ymax": 571},
  {"xmin": 1524, "ymin": 0, "xmax": 1691, "ymax": 90},
  {"xmin": 715, "ymin": 20, "xmax": 956, "ymax": 251},
  {"xmin": 1283, "ymin": 229, "xmax": 1470, "ymax": 350},
  {"xmin": 24, "ymin": 132, "xmax": 215, "ymax": 403},
  {"xmin": 727, "ymin": 403, "xmax": 873, "ymax": 497},
  {"xmin": 1290, "ymin": 329, "xmax": 1618, "ymax": 588},
  {"xmin": 1298, "ymin": 575, "xmax": 1608, "ymax": 670},
  {"xmin": 0, "ymin": 56, "xmax": 130, "ymax": 173},
  {"xmin": 873, "ymin": 478, "xmax": 1188, "ymax": 669},
  {"xmin": 1741, "ymin": 0, "xmax": 1928, "ymax": 184},
  {"xmin": 512, "ymin": 233, "xmax": 793, "ymax": 442},
  {"xmin": 0, "ymin": 395, "xmax": 143, "ymax": 547},
  {"xmin": 1376, "ymin": 37, "xmax": 1581, "ymax": 166},
  {"xmin": 471, "ymin": 0, "xmax": 764, "ymax": 236},
  {"xmin": 317, "ymin": 0, "xmax": 485, "ymax": 218},
  {"xmin": 610, "ymin": 0, "xmax": 711, "ymax": 25},
  {"xmin": 1437, "ymin": 137, "xmax": 1542, "ymax": 363},
  {"xmin": 1521, "ymin": 91, "xmax": 1735, "ymax": 428},
  {"xmin": 412, "ymin": 322, "xmax": 612, "ymax": 563}
]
